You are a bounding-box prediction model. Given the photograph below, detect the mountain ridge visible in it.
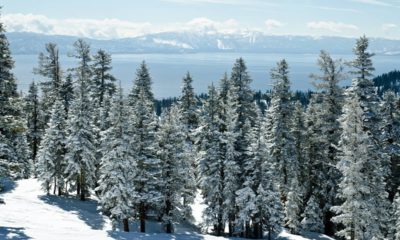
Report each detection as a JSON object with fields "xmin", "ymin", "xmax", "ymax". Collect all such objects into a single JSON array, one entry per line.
[{"xmin": 6, "ymin": 31, "xmax": 400, "ymax": 55}]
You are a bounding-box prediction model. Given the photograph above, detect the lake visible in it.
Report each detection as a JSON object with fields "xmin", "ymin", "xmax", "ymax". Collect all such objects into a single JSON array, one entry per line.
[{"xmin": 13, "ymin": 53, "xmax": 399, "ymax": 99}]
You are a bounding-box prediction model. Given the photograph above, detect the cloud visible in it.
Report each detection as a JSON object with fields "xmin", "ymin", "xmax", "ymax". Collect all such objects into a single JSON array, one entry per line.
[
  {"xmin": 382, "ymin": 23, "xmax": 397, "ymax": 31},
  {"xmin": 264, "ymin": 19, "xmax": 284, "ymax": 31},
  {"xmin": 184, "ymin": 17, "xmax": 241, "ymax": 34},
  {"xmin": 2, "ymin": 14, "xmax": 249, "ymax": 39},
  {"xmin": 2, "ymin": 13, "xmax": 152, "ymax": 39},
  {"xmin": 307, "ymin": 21, "xmax": 359, "ymax": 33},
  {"xmin": 351, "ymin": 0, "xmax": 391, "ymax": 6}
]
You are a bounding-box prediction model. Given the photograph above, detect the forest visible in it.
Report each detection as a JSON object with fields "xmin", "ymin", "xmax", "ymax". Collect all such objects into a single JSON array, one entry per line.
[{"xmin": 1, "ymin": 15, "xmax": 400, "ymax": 240}]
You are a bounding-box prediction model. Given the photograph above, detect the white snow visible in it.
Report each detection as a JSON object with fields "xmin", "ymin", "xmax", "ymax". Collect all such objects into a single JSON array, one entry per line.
[
  {"xmin": 0, "ymin": 178, "xmax": 334, "ymax": 240},
  {"xmin": 153, "ymin": 38, "xmax": 193, "ymax": 49}
]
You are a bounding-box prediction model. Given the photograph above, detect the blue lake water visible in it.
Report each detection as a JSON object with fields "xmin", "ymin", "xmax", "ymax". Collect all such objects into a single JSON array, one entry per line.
[{"xmin": 13, "ymin": 53, "xmax": 399, "ymax": 99}]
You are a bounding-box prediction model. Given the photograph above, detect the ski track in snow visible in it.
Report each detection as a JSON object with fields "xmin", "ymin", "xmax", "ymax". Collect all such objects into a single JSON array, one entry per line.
[{"xmin": 0, "ymin": 178, "xmax": 333, "ymax": 240}]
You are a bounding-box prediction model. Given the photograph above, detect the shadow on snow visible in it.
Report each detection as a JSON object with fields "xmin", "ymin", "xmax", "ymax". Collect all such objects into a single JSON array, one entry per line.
[
  {"xmin": 0, "ymin": 227, "xmax": 31, "ymax": 240},
  {"xmin": 39, "ymin": 194, "xmax": 106, "ymax": 230}
]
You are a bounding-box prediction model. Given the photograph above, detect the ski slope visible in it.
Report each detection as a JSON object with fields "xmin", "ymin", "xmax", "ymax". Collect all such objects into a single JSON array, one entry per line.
[{"xmin": 0, "ymin": 178, "xmax": 333, "ymax": 240}]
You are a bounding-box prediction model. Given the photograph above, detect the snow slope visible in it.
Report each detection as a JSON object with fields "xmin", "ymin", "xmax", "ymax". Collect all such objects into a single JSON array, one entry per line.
[{"xmin": 0, "ymin": 178, "xmax": 333, "ymax": 240}]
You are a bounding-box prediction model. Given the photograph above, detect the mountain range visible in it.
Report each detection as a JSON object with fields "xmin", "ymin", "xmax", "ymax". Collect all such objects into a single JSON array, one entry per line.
[{"xmin": 6, "ymin": 31, "xmax": 400, "ymax": 55}]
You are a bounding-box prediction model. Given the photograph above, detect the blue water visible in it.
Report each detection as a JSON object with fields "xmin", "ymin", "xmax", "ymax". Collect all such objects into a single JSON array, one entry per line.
[{"xmin": 13, "ymin": 53, "xmax": 399, "ymax": 99}]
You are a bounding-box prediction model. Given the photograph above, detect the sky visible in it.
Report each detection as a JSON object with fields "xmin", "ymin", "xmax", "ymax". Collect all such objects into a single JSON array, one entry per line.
[{"xmin": 1, "ymin": 0, "xmax": 400, "ymax": 39}]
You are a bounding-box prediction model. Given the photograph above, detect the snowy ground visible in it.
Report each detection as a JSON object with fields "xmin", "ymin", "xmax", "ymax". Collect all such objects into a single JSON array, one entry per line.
[{"xmin": 0, "ymin": 178, "xmax": 334, "ymax": 240}]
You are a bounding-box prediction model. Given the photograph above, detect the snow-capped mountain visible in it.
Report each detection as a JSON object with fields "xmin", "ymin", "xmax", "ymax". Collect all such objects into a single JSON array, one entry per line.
[{"xmin": 6, "ymin": 31, "xmax": 400, "ymax": 55}]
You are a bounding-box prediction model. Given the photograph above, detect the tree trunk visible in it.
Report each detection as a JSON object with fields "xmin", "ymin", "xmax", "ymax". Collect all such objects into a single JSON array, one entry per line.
[
  {"xmin": 76, "ymin": 176, "xmax": 81, "ymax": 195},
  {"xmin": 80, "ymin": 172, "xmax": 85, "ymax": 201},
  {"xmin": 245, "ymin": 221, "xmax": 251, "ymax": 238},
  {"xmin": 324, "ymin": 210, "xmax": 335, "ymax": 236},
  {"xmin": 228, "ymin": 220, "xmax": 233, "ymax": 237},
  {"xmin": 350, "ymin": 222, "xmax": 355, "ymax": 240},
  {"xmin": 140, "ymin": 202, "xmax": 146, "ymax": 232},
  {"xmin": 58, "ymin": 186, "xmax": 62, "ymax": 196},
  {"xmin": 123, "ymin": 218, "xmax": 129, "ymax": 232},
  {"xmin": 53, "ymin": 177, "xmax": 57, "ymax": 195},
  {"xmin": 268, "ymin": 226, "xmax": 272, "ymax": 240},
  {"xmin": 165, "ymin": 198, "xmax": 172, "ymax": 233}
]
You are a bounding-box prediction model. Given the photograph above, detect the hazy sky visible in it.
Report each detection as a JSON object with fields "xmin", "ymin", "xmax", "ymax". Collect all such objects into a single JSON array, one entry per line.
[{"xmin": 1, "ymin": 0, "xmax": 400, "ymax": 39}]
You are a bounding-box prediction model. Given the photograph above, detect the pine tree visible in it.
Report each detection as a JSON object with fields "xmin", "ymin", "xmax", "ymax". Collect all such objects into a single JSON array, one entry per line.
[
  {"xmin": 332, "ymin": 95, "xmax": 389, "ymax": 240},
  {"xmin": 65, "ymin": 39, "xmax": 97, "ymax": 201},
  {"xmin": 221, "ymin": 84, "xmax": 241, "ymax": 237},
  {"xmin": 0, "ymin": 14, "xmax": 29, "ymax": 179},
  {"xmin": 199, "ymin": 83, "xmax": 225, "ymax": 235},
  {"xmin": 25, "ymin": 81, "xmax": 42, "ymax": 169},
  {"xmin": 380, "ymin": 91, "xmax": 400, "ymax": 201},
  {"xmin": 91, "ymin": 49, "xmax": 116, "ymax": 109},
  {"xmin": 34, "ymin": 43, "xmax": 63, "ymax": 125},
  {"xmin": 257, "ymin": 158, "xmax": 283, "ymax": 240},
  {"xmin": 129, "ymin": 62, "xmax": 161, "ymax": 233},
  {"xmin": 266, "ymin": 60, "xmax": 295, "ymax": 204},
  {"xmin": 157, "ymin": 105, "xmax": 189, "ymax": 233},
  {"xmin": 310, "ymin": 50, "xmax": 344, "ymax": 235},
  {"xmin": 36, "ymin": 99, "xmax": 67, "ymax": 195},
  {"xmin": 178, "ymin": 72, "xmax": 198, "ymax": 220},
  {"xmin": 301, "ymin": 195, "xmax": 324, "ymax": 233},
  {"xmin": 96, "ymin": 89, "xmax": 133, "ymax": 232}
]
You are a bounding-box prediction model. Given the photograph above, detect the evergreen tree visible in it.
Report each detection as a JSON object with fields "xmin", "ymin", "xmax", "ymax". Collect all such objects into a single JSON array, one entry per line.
[
  {"xmin": 310, "ymin": 50, "xmax": 344, "ymax": 235},
  {"xmin": 380, "ymin": 91, "xmax": 400, "ymax": 201},
  {"xmin": 25, "ymin": 81, "xmax": 42, "ymax": 169},
  {"xmin": 91, "ymin": 49, "xmax": 116, "ymax": 108},
  {"xmin": 332, "ymin": 95, "xmax": 389, "ymax": 240},
  {"xmin": 34, "ymin": 43, "xmax": 63, "ymax": 124},
  {"xmin": 36, "ymin": 99, "xmax": 67, "ymax": 195},
  {"xmin": 129, "ymin": 62, "xmax": 161, "ymax": 233},
  {"xmin": 178, "ymin": 72, "xmax": 198, "ymax": 220},
  {"xmin": 301, "ymin": 195, "xmax": 324, "ymax": 233},
  {"xmin": 96, "ymin": 89, "xmax": 133, "ymax": 232},
  {"xmin": 157, "ymin": 105, "xmax": 188, "ymax": 233},
  {"xmin": 266, "ymin": 60, "xmax": 295, "ymax": 205},
  {"xmin": 65, "ymin": 39, "xmax": 97, "ymax": 201},
  {"xmin": 199, "ymin": 83, "xmax": 225, "ymax": 235},
  {"xmin": 0, "ymin": 14, "xmax": 29, "ymax": 178}
]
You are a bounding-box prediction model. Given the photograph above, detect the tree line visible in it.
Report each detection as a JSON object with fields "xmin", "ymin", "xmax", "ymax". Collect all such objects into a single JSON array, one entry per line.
[{"xmin": 1, "ymin": 15, "xmax": 400, "ymax": 240}]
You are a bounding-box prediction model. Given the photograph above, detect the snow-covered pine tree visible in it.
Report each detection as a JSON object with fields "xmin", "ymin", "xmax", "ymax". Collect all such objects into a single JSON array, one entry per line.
[
  {"xmin": 199, "ymin": 83, "xmax": 225, "ymax": 235},
  {"xmin": 178, "ymin": 72, "xmax": 198, "ymax": 220},
  {"xmin": 96, "ymin": 88, "xmax": 134, "ymax": 232},
  {"xmin": 258, "ymin": 151, "xmax": 283, "ymax": 240},
  {"xmin": 222, "ymin": 85, "xmax": 241, "ymax": 237},
  {"xmin": 0, "ymin": 13, "xmax": 29, "ymax": 179},
  {"xmin": 301, "ymin": 195, "xmax": 324, "ymax": 233},
  {"xmin": 266, "ymin": 60, "xmax": 295, "ymax": 201},
  {"xmin": 266, "ymin": 59, "xmax": 302, "ymax": 234},
  {"xmin": 36, "ymin": 99, "xmax": 67, "ymax": 195},
  {"xmin": 380, "ymin": 91, "xmax": 400, "ymax": 202},
  {"xmin": 25, "ymin": 81, "xmax": 42, "ymax": 170},
  {"xmin": 129, "ymin": 61, "xmax": 161, "ymax": 233},
  {"xmin": 292, "ymin": 101, "xmax": 307, "ymax": 199},
  {"xmin": 237, "ymin": 107, "xmax": 266, "ymax": 238},
  {"xmin": 65, "ymin": 39, "xmax": 97, "ymax": 201},
  {"xmin": 310, "ymin": 50, "xmax": 344, "ymax": 235},
  {"xmin": 230, "ymin": 58, "xmax": 257, "ymax": 180},
  {"xmin": 34, "ymin": 43, "xmax": 63, "ymax": 125},
  {"xmin": 332, "ymin": 95, "xmax": 389, "ymax": 240},
  {"xmin": 157, "ymin": 105, "xmax": 189, "ymax": 233},
  {"xmin": 302, "ymin": 95, "xmax": 327, "ymax": 232}
]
